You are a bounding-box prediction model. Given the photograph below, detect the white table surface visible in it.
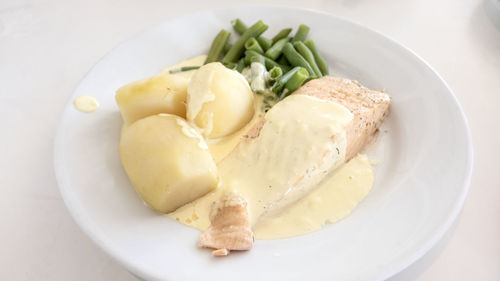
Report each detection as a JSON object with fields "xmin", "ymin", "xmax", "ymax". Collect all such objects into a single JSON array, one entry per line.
[{"xmin": 1, "ymin": 0, "xmax": 499, "ymax": 280}]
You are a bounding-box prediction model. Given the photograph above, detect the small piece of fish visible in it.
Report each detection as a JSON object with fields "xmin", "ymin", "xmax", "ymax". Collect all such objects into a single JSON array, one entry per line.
[{"xmin": 198, "ymin": 194, "xmax": 253, "ymax": 256}]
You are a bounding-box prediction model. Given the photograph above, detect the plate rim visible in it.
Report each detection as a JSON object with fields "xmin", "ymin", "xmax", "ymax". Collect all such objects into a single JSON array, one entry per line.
[{"xmin": 53, "ymin": 4, "xmax": 473, "ymax": 281}]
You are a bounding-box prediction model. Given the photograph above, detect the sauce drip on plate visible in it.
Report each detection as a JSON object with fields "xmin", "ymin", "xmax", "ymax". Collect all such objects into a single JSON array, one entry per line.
[{"xmin": 74, "ymin": 95, "xmax": 99, "ymax": 113}]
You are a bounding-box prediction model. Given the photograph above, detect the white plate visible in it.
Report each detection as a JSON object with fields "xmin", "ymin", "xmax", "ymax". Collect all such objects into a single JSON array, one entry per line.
[{"xmin": 54, "ymin": 5, "xmax": 472, "ymax": 281}]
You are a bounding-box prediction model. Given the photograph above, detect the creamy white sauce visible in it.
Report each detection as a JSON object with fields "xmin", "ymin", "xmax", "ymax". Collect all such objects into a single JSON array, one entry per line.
[
  {"xmin": 205, "ymin": 95, "xmax": 264, "ymax": 163},
  {"xmin": 168, "ymin": 95, "xmax": 375, "ymax": 239},
  {"xmin": 169, "ymin": 153, "xmax": 374, "ymax": 239},
  {"xmin": 242, "ymin": 62, "xmax": 269, "ymax": 93},
  {"xmin": 172, "ymin": 116, "xmax": 208, "ymax": 150},
  {"xmin": 74, "ymin": 95, "xmax": 99, "ymax": 112},
  {"xmin": 253, "ymin": 154, "xmax": 373, "ymax": 239},
  {"xmin": 242, "ymin": 63, "xmax": 279, "ymax": 113}
]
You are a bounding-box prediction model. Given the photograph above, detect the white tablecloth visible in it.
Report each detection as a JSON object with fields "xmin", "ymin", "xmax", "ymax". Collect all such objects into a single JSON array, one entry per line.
[{"xmin": 1, "ymin": 0, "xmax": 499, "ymax": 280}]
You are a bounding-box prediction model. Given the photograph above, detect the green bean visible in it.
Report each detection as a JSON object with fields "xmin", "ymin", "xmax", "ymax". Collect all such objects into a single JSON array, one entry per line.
[
  {"xmin": 205, "ymin": 29, "xmax": 231, "ymax": 64},
  {"xmin": 236, "ymin": 58, "xmax": 246, "ymax": 72},
  {"xmin": 244, "ymin": 50, "xmax": 257, "ymax": 64},
  {"xmin": 262, "ymin": 102, "xmax": 272, "ymax": 112},
  {"xmin": 223, "ymin": 62, "xmax": 237, "ymax": 69},
  {"xmin": 269, "ymin": 66, "xmax": 283, "ymax": 81},
  {"xmin": 249, "ymin": 53, "xmax": 266, "ymax": 65},
  {"xmin": 283, "ymin": 67, "xmax": 309, "ymax": 98},
  {"xmin": 223, "ymin": 42, "xmax": 232, "ymax": 53},
  {"xmin": 264, "ymin": 37, "xmax": 290, "ymax": 60},
  {"xmin": 304, "ymin": 40, "xmax": 329, "ymax": 75},
  {"xmin": 282, "ymin": 42, "xmax": 317, "ymax": 78},
  {"xmin": 292, "ymin": 24, "xmax": 310, "ymax": 42},
  {"xmin": 293, "ymin": 41, "xmax": 322, "ymax": 77},
  {"xmin": 275, "ymin": 62, "xmax": 291, "ymax": 73},
  {"xmin": 272, "ymin": 28, "xmax": 292, "ymax": 43},
  {"xmin": 168, "ymin": 66, "xmax": 200, "ymax": 74},
  {"xmin": 244, "ymin": 37, "xmax": 264, "ymax": 54},
  {"xmin": 257, "ymin": 36, "xmax": 272, "ymax": 51},
  {"xmin": 277, "ymin": 55, "xmax": 289, "ymax": 66},
  {"xmin": 230, "ymin": 18, "xmax": 248, "ymax": 35},
  {"xmin": 245, "ymin": 50, "xmax": 291, "ymax": 73},
  {"xmin": 244, "ymin": 51, "xmax": 269, "ymax": 68},
  {"xmin": 223, "ymin": 20, "xmax": 268, "ymax": 63},
  {"xmin": 272, "ymin": 66, "xmax": 304, "ymax": 94}
]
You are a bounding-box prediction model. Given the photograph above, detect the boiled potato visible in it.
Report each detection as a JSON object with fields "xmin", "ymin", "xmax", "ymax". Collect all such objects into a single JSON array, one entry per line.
[
  {"xmin": 116, "ymin": 55, "xmax": 206, "ymax": 125},
  {"xmin": 116, "ymin": 74, "xmax": 188, "ymax": 124},
  {"xmin": 119, "ymin": 113, "xmax": 218, "ymax": 213},
  {"xmin": 187, "ymin": 62, "xmax": 254, "ymax": 138}
]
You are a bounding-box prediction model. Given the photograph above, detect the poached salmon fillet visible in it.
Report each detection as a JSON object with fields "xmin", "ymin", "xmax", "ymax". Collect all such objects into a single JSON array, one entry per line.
[
  {"xmin": 295, "ymin": 77, "xmax": 390, "ymax": 160},
  {"xmin": 198, "ymin": 76, "xmax": 391, "ymax": 256}
]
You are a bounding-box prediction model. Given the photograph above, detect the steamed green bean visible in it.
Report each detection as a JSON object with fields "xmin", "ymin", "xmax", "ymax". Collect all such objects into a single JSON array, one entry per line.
[
  {"xmin": 272, "ymin": 28, "xmax": 292, "ymax": 43},
  {"xmin": 264, "ymin": 37, "xmax": 290, "ymax": 60},
  {"xmin": 304, "ymin": 40, "xmax": 329, "ymax": 75},
  {"xmin": 292, "ymin": 24, "xmax": 310, "ymax": 42},
  {"xmin": 222, "ymin": 20, "xmax": 268, "ymax": 63},
  {"xmin": 205, "ymin": 29, "xmax": 231, "ymax": 64},
  {"xmin": 269, "ymin": 66, "xmax": 283, "ymax": 81},
  {"xmin": 223, "ymin": 42, "xmax": 232, "ymax": 53},
  {"xmin": 293, "ymin": 41, "xmax": 322, "ymax": 77},
  {"xmin": 245, "ymin": 50, "xmax": 291, "ymax": 72},
  {"xmin": 257, "ymin": 36, "xmax": 272, "ymax": 51},
  {"xmin": 244, "ymin": 37, "xmax": 264, "ymax": 54},
  {"xmin": 283, "ymin": 67, "xmax": 309, "ymax": 97},
  {"xmin": 282, "ymin": 42, "xmax": 317, "ymax": 78},
  {"xmin": 236, "ymin": 58, "xmax": 246, "ymax": 72},
  {"xmin": 272, "ymin": 66, "xmax": 304, "ymax": 94},
  {"xmin": 249, "ymin": 53, "xmax": 266, "ymax": 65},
  {"xmin": 230, "ymin": 18, "xmax": 248, "ymax": 35},
  {"xmin": 277, "ymin": 55, "xmax": 289, "ymax": 66},
  {"xmin": 223, "ymin": 62, "xmax": 237, "ymax": 69}
]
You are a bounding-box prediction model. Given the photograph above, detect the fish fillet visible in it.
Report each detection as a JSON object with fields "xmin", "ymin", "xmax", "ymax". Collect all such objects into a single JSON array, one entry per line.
[
  {"xmin": 199, "ymin": 77, "xmax": 390, "ymax": 255},
  {"xmin": 295, "ymin": 77, "xmax": 390, "ymax": 160}
]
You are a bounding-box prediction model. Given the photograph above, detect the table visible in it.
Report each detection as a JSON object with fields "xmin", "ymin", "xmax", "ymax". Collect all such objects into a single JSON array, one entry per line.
[{"xmin": 1, "ymin": 0, "xmax": 499, "ymax": 280}]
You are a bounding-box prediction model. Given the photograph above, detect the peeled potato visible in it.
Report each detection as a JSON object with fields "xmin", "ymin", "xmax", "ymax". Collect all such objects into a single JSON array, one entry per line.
[
  {"xmin": 116, "ymin": 74, "xmax": 188, "ymax": 124},
  {"xmin": 115, "ymin": 55, "xmax": 206, "ymax": 125},
  {"xmin": 119, "ymin": 113, "xmax": 218, "ymax": 213},
  {"xmin": 187, "ymin": 62, "xmax": 254, "ymax": 138}
]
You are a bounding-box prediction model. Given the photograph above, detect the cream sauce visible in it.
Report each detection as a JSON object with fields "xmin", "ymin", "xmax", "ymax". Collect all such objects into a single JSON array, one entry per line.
[
  {"xmin": 205, "ymin": 95, "xmax": 264, "ymax": 163},
  {"xmin": 74, "ymin": 95, "xmax": 99, "ymax": 112},
  {"xmin": 168, "ymin": 154, "xmax": 373, "ymax": 239},
  {"xmin": 242, "ymin": 62, "xmax": 269, "ymax": 93},
  {"xmin": 169, "ymin": 95, "xmax": 374, "ymax": 239},
  {"xmin": 173, "ymin": 116, "xmax": 208, "ymax": 150},
  {"xmin": 253, "ymin": 154, "xmax": 373, "ymax": 239}
]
